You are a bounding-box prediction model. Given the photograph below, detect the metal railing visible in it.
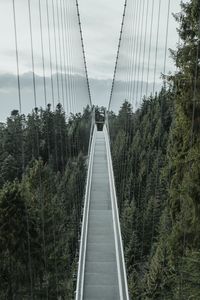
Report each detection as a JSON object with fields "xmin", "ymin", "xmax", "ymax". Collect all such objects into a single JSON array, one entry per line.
[
  {"xmin": 104, "ymin": 125, "xmax": 130, "ymax": 300},
  {"xmin": 75, "ymin": 120, "xmax": 97, "ymax": 300},
  {"xmin": 76, "ymin": 123, "xmax": 129, "ymax": 300}
]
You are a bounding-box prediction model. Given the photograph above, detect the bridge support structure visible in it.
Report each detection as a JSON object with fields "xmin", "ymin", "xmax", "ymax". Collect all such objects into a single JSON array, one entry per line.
[{"xmin": 76, "ymin": 125, "xmax": 129, "ymax": 300}]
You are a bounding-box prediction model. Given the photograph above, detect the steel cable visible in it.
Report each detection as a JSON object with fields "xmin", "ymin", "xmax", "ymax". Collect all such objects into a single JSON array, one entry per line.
[
  {"xmin": 27, "ymin": 0, "xmax": 37, "ymax": 108},
  {"xmin": 152, "ymin": 0, "xmax": 162, "ymax": 95},
  {"xmin": 12, "ymin": 2, "xmax": 33, "ymax": 297},
  {"xmin": 56, "ymin": 0, "xmax": 65, "ymax": 108},
  {"xmin": 27, "ymin": 2, "xmax": 49, "ymax": 297},
  {"xmin": 52, "ymin": 0, "xmax": 60, "ymax": 103},
  {"xmin": 135, "ymin": 0, "xmax": 146, "ymax": 106},
  {"xmin": 140, "ymin": 0, "xmax": 149, "ymax": 101},
  {"xmin": 145, "ymin": 0, "xmax": 155, "ymax": 96}
]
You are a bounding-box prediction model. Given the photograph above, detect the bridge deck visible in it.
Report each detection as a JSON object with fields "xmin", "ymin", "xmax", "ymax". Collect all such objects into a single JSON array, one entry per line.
[{"xmin": 83, "ymin": 131, "xmax": 120, "ymax": 300}]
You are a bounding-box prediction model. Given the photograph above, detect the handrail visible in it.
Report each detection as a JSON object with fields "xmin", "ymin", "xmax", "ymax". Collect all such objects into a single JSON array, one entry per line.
[
  {"xmin": 87, "ymin": 107, "xmax": 95, "ymax": 157},
  {"xmin": 104, "ymin": 125, "xmax": 130, "ymax": 300},
  {"xmin": 75, "ymin": 124, "xmax": 97, "ymax": 300}
]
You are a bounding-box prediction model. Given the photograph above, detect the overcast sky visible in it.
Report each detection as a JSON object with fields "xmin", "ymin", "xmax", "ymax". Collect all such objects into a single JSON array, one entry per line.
[{"xmin": 0, "ymin": 0, "xmax": 184, "ymax": 119}]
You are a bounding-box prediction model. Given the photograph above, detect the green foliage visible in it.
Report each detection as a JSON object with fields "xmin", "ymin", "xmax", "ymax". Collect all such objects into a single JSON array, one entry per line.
[
  {"xmin": 109, "ymin": 0, "xmax": 200, "ymax": 298},
  {"xmin": 109, "ymin": 90, "xmax": 173, "ymax": 297},
  {"xmin": 0, "ymin": 105, "xmax": 92, "ymax": 298}
]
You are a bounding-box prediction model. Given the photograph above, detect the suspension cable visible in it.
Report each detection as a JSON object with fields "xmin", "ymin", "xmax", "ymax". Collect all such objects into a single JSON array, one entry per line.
[
  {"xmin": 12, "ymin": 0, "xmax": 22, "ymax": 113},
  {"xmin": 12, "ymin": 2, "xmax": 34, "ymax": 297},
  {"xmin": 145, "ymin": 0, "xmax": 155, "ymax": 96},
  {"xmin": 65, "ymin": 0, "xmax": 76, "ymax": 113},
  {"xmin": 27, "ymin": 0, "xmax": 37, "ymax": 108},
  {"xmin": 46, "ymin": 0, "xmax": 55, "ymax": 108},
  {"xmin": 135, "ymin": 0, "xmax": 146, "ymax": 106},
  {"xmin": 62, "ymin": 0, "xmax": 72, "ymax": 114},
  {"xmin": 56, "ymin": 0, "xmax": 65, "ymax": 108},
  {"xmin": 60, "ymin": 0, "xmax": 69, "ymax": 114},
  {"xmin": 76, "ymin": 0, "xmax": 92, "ymax": 107},
  {"xmin": 52, "ymin": 0, "xmax": 60, "ymax": 103},
  {"xmin": 140, "ymin": 0, "xmax": 149, "ymax": 100},
  {"xmin": 152, "ymin": 0, "xmax": 162, "ymax": 95},
  {"xmin": 38, "ymin": 0, "xmax": 47, "ymax": 107},
  {"xmin": 128, "ymin": 0, "xmax": 139, "ymax": 108},
  {"xmin": 28, "ymin": 2, "xmax": 49, "ymax": 297},
  {"xmin": 125, "ymin": 0, "xmax": 136, "ymax": 102},
  {"xmin": 131, "ymin": 0, "xmax": 142, "ymax": 107},
  {"xmin": 109, "ymin": 0, "xmax": 127, "ymax": 112}
]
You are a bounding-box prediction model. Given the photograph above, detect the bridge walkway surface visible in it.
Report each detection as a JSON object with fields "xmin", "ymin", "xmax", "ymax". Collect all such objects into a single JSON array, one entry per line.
[
  {"xmin": 83, "ymin": 130, "xmax": 120, "ymax": 299},
  {"xmin": 76, "ymin": 126, "xmax": 129, "ymax": 300}
]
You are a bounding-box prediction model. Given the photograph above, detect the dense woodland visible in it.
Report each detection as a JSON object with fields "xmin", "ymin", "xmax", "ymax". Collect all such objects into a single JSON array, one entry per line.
[
  {"xmin": 0, "ymin": 104, "xmax": 92, "ymax": 299},
  {"xmin": 0, "ymin": 0, "xmax": 200, "ymax": 299},
  {"xmin": 109, "ymin": 0, "xmax": 200, "ymax": 298}
]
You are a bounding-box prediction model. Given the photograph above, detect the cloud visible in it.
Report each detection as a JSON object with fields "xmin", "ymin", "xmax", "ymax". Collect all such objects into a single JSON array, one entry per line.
[
  {"xmin": 78, "ymin": 0, "xmax": 125, "ymax": 79},
  {"xmin": 0, "ymin": 72, "xmax": 163, "ymax": 121},
  {"xmin": 0, "ymin": 0, "xmax": 183, "ymax": 116},
  {"xmin": 0, "ymin": 72, "xmax": 92, "ymax": 120}
]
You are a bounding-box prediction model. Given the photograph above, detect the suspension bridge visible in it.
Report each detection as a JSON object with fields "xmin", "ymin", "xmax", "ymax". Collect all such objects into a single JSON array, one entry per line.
[
  {"xmin": 76, "ymin": 124, "xmax": 129, "ymax": 300},
  {"xmin": 0, "ymin": 0, "xmax": 199, "ymax": 299}
]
